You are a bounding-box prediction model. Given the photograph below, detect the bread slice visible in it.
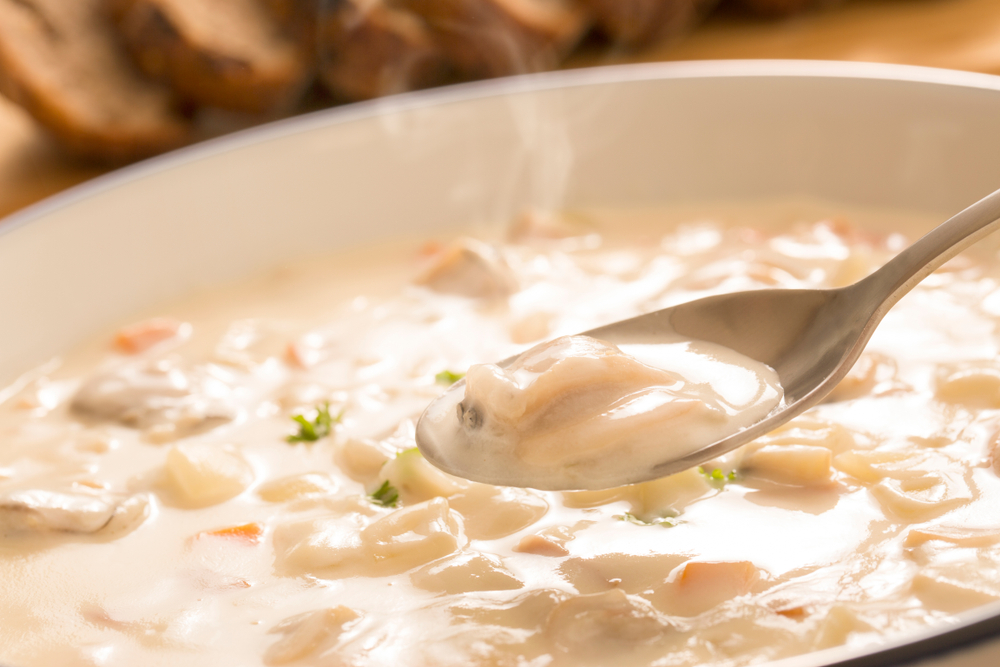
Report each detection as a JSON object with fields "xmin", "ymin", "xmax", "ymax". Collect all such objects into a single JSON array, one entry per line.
[
  {"xmin": 317, "ymin": 0, "xmax": 451, "ymax": 101},
  {"xmin": 582, "ymin": 0, "xmax": 718, "ymax": 48},
  {"xmin": 395, "ymin": 0, "xmax": 591, "ymax": 78},
  {"xmin": 0, "ymin": 0, "xmax": 191, "ymax": 161},
  {"xmin": 110, "ymin": 0, "xmax": 312, "ymax": 113}
]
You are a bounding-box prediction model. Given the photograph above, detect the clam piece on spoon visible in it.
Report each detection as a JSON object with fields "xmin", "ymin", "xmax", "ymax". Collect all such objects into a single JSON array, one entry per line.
[{"xmin": 417, "ymin": 335, "xmax": 783, "ymax": 490}]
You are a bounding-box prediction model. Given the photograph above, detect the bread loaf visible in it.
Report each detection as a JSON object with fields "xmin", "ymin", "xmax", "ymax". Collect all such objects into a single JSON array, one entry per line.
[
  {"xmin": 109, "ymin": 0, "xmax": 312, "ymax": 113},
  {"xmin": 0, "ymin": 0, "xmax": 191, "ymax": 161},
  {"xmin": 317, "ymin": 0, "xmax": 451, "ymax": 100}
]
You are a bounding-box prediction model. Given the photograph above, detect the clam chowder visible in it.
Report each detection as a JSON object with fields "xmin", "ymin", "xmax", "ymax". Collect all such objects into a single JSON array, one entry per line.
[{"xmin": 2, "ymin": 202, "xmax": 1000, "ymax": 667}]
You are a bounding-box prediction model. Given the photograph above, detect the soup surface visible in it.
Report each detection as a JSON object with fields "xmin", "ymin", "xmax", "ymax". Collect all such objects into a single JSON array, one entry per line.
[{"xmin": 3, "ymin": 202, "xmax": 1000, "ymax": 667}]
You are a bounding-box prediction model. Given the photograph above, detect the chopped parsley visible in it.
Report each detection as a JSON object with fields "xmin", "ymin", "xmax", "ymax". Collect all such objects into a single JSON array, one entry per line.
[
  {"xmin": 699, "ymin": 466, "xmax": 737, "ymax": 489},
  {"xmin": 287, "ymin": 402, "xmax": 341, "ymax": 443},
  {"xmin": 435, "ymin": 370, "xmax": 466, "ymax": 385},
  {"xmin": 616, "ymin": 512, "xmax": 679, "ymax": 528},
  {"xmin": 370, "ymin": 480, "xmax": 400, "ymax": 508}
]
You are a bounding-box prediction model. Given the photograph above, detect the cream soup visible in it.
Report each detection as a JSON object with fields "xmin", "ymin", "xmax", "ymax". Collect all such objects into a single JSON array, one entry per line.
[{"xmin": 2, "ymin": 202, "xmax": 1000, "ymax": 667}]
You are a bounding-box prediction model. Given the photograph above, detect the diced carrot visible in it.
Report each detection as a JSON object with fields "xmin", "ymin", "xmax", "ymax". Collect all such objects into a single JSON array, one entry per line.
[
  {"xmin": 678, "ymin": 560, "xmax": 760, "ymax": 595},
  {"xmin": 774, "ymin": 606, "xmax": 808, "ymax": 620},
  {"xmin": 114, "ymin": 317, "xmax": 185, "ymax": 353},
  {"xmin": 285, "ymin": 341, "xmax": 320, "ymax": 369},
  {"xmin": 512, "ymin": 534, "xmax": 568, "ymax": 557},
  {"xmin": 195, "ymin": 522, "xmax": 263, "ymax": 545},
  {"xmin": 418, "ymin": 240, "xmax": 445, "ymax": 258}
]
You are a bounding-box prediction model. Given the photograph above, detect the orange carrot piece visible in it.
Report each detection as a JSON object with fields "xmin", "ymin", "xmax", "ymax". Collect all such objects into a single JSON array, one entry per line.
[
  {"xmin": 196, "ymin": 522, "xmax": 263, "ymax": 544},
  {"xmin": 114, "ymin": 317, "xmax": 184, "ymax": 353},
  {"xmin": 417, "ymin": 240, "xmax": 444, "ymax": 257},
  {"xmin": 285, "ymin": 341, "xmax": 321, "ymax": 369}
]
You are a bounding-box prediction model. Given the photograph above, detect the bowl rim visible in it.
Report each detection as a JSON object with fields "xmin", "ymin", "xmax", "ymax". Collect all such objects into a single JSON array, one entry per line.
[
  {"xmin": 4, "ymin": 59, "xmax": 1000, "ymax": 667},
  {"xmin": 4, "ymin": 58, "xmax": 1000, "ymax": 239}
]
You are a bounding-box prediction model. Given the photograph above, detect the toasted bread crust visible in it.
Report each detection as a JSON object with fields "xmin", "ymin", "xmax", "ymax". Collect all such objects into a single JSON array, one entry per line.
[
  {"xmin": 110, "ymin": 0, "xmax": 312, "ymax": 113},
  {"xmin": 582, "ymin": 0, "xmax": 717, "ymax": 48},
  {"xmin": 0, "ymin": 0, "xmax": 190, "ymax": 161},
  {"xmin": 396, "ymin": 0, "xmax": 591, "ymax": 78},
  {"xmin": 317, "ymin": 0, "xmax": 450, "ymax": 101}
]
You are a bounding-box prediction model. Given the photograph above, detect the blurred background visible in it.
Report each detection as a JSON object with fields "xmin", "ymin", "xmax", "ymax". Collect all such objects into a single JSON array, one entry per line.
[{"xmin": 0, "ymin": 0, "xmax": 997, "ymax": 221}]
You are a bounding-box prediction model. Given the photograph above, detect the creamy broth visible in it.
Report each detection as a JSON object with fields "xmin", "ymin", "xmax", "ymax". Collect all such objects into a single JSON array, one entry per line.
[{"xmin": 3, "ymin": 202, "xmax": 1000, "ymax": 667}]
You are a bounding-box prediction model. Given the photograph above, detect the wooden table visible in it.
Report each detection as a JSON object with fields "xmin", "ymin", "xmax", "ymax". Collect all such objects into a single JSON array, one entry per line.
[{"xmin": 2, "ymin": 0, "xmax": 998, "ymax": 221}]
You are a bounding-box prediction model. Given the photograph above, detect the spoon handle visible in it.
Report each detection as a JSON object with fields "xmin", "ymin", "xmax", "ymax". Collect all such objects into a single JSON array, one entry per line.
[{"xmin": 862, "ymin": 186, "xmax": 1000, "ymax": 315}]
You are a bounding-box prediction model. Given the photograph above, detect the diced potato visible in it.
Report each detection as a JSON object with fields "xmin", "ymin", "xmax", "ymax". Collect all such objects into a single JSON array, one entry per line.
[
  {"xmin": 832, "ymin": 450, "xmax": 918, "ymax": 484},
  {"xmin": 634, "ymin": 467, "xmax": 716, "ymax": 514},
  {"xmin": 561, "ymin": 486, "xmax": 631, "ymax": 508},
  {"xmin": 678, "ymin": 560, "xmax": 759, "ymax": 592},
  {"xmin": 812, "ymin": 606, "xmax": 874, "ymax": 650},
  {"xmin": 514, "ymin": 534, "xmax": 568, "ymax": 557},
  {"xmin": 164, "ymin": 443, "xmax": 254, "ymax": 507},
  {"xmin": 559, "ymin": 553, "xmax": 688, "ymax": 595},
  {"xmin": 751, "ymin": 418, "xmax": 857, "ymax": 455},
  {"xmin": 335, "ymin": 437, "xmax": 392, "ymax": 483},
  {"xmin": 449, "ymin": 588, "xmax": 568, "ymax": 632},
  {"xmin": 546, "ymin": 589, "xmax": 671, "ymax": 655},
  {"xmin": 654, "ymin": 560, "xmax": 760, "ymax": 616},
  {"xmin": 904, "ymin": 527, "xmax": 1000, "ymax": 549},
  {"xmin": 273, "ymin": 517, "xmax": 364, "ymax": 572},
  {"xmin": 377, "ymin": 448, "xmax": 466, "ymax": 504},
  {"xmin": 869, "ymin": 472, "xmax": 972, "ymax": 522},
  {"xmin": 911, "ymin": 574, "xmax": 1000, "ymax": 615},
  {"xmin": 360, "ymin": 497, "xmax": 466, "ymax": 571},
  {"xmin": 564, "ymin": 470, "xmax": 710, "ymax": 521},
  {"xmin": 265, "ymin": 606, "xmax": 360, "ymax": 665},
  {"xmin": 411, "ymin": 551, "xmax": 523, "ymax": 594},
  {"xmin": 936, "ymin": 362, "xmax": 1000, "ymax": 408},
  {"xmin": 513, "ymin": 522, "xmax": 591, "ymax": 557},
  {"xmin": 447, "ymin": 484, "xmax": 547, "ymax": 540},
  {"xmin": 257, "ymin": 473, "xmax": 338, "ymax": 503},
  {"xmin": 741, "ymin": 444, "xmax": 833, "ymax": 486}
]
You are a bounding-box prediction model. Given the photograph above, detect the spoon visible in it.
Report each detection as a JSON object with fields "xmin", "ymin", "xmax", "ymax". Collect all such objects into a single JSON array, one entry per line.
[{"xmin": 416, "ymin": 186, "xmax": 1000, "ymax": 489}]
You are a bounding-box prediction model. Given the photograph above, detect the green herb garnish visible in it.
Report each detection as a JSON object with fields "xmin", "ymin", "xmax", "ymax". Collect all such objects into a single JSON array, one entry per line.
[
  {"xmin": 698, "ymin": 466, "xmax": 737, "ymax": 489},
  {"xmin": 435, "ymin": 370, "xmax": 466, "ymax": 385},
  {"xmin": 287, "ymin": 402, "xmax": 341, "ymax": 443},
  {"xmin": 370, "ymin": 480, "xmax": 400, "ymax": 508},
  {"xmin": 616, "ymin": 512, "xmax": 679, "ymax": 528}
]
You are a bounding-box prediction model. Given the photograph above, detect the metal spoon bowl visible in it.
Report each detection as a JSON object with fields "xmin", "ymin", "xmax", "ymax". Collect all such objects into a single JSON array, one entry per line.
[{"xmin": 416, "ymin": 186, "xmax": 1000, "ymax": 489}]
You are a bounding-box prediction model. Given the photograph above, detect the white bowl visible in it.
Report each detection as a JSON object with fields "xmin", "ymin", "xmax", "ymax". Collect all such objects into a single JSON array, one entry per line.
[{"xmin": 3, "ymin": 60, "xmax": 1000, "ymax": 667}]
